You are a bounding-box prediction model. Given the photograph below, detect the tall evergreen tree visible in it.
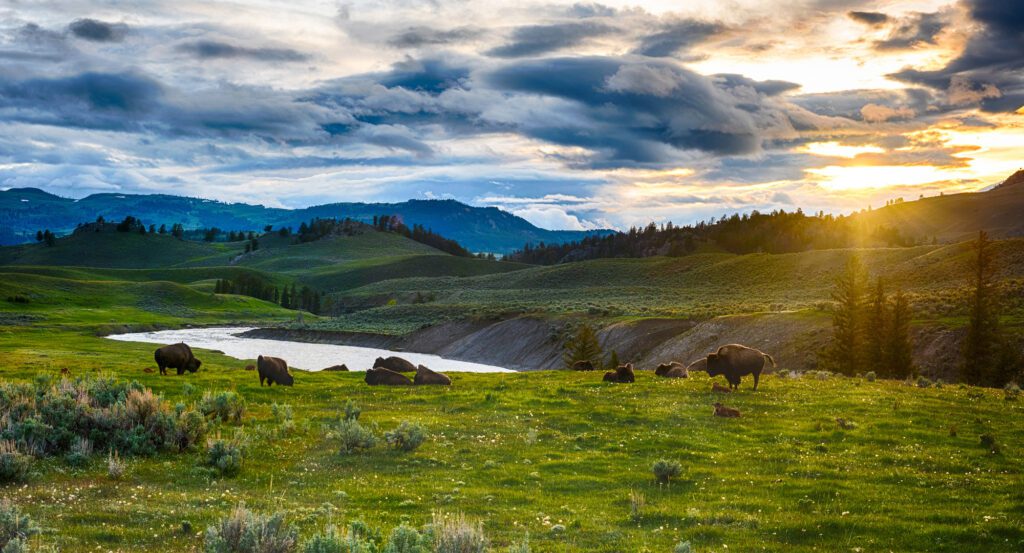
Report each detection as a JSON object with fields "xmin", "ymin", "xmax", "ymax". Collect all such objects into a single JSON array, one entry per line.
[
  {"xmin": 824, "ymin": 255, "xmax": 868, "ymax": 375},
  {"xmin": 865, "ymin": 277, "xmax": 889, "ymax": 374},
  {"xmin": 961, "ymin": 230, "xmax": 1002, "ymax": 386},
  {"xmin": 886, "ymin": 289, "xmax": 915, "ymax": 379},
  {"xmin": 563, "ymin": 324, "xmax": 603, "ymax": 370}
]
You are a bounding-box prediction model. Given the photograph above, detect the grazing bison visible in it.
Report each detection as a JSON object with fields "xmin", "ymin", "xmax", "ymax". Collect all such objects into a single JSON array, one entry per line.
[
  {"xmin": 713, "ymin": 402, "xmax": 741, "ymax": 418},
  {"xmin": 711, "ymin": 382, "xmax": 732, "ymax": 393},
  {"xmin": 365, "ymin": 367, "xmax": 413, "ymax": 386},
  {"xmin": 244, "ymin": 364, "xmax": 256, "ymax": 371},
  {"xmin": 603, "ymin": 363, "xmax": 636, "ymax": 383},
  {"xmin": 655, "ymin": 361, "xmax": 689, "ymax": 378},
  {"xmin": 154, "ymin": 343, "xmax": 201, "ymax": 376},
  {"xmin": 257, "ymin": 355, "xmax": 294, "ymax": 386},
  {"xmin": 374, "ymin": 356, "xmax": 417, "ymax": 372},
  {"xmin": 706, "ymin": 344, "xmax": 776, "ymax": 390},
  {"xmin": 414, "ymin": 365, "xmax": 451, "ymax": 385},
  {"xmin": 322, "ymin": 364, "xmax": 349, "ymax": 372},
  {"xmin": 572, "ymin": 360, "xmax": 598, "ymax": 371}
]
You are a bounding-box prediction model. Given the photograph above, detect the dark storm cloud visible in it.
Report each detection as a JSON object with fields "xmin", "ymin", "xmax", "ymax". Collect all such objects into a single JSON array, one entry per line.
[
  {"xmin": 874, "ymin": 11, "xmax": 945, "ymax": 50},
  {"xmin": 67, "ymin": 18, "xmax": 128, "ymax": 42},
  {"xmin": 848, "ymin": 11, "xmax": 889, "ymax": 26},
  {"xmin": 889, "ymin": 0, "xmax": 1024, "ymax": 112},
  {"xmin": 633, "ymin": 20, "xmax": 725, "ymax": 57},
  {"xmin": 387, "ymin": 26, "xmax": 481, "ymax": 48},
  {"xmin": 486, "ymin": 21, "xmax": 616, "ymax": 58},
  {"xmin": 176, "ymin": 40, "xmax": 309, "ymax": 62},
  {"xmin": 0, "ymin": 71, "xmax": 162, "ymax": 130},
  {"xmin": 714, "ymin": 74, "xmax": 801, "ymax": 96}
]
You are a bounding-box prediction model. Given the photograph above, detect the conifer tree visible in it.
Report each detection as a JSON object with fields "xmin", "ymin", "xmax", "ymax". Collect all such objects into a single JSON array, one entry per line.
[
  {"xmin": 824, "ymin": 255, "xmax": 868, "ymax": 375},
  {"xmin": 563, "ymin": 324, "xmax": 603, "ymax": 369},
  {"xmin": 886, "ymin": 289, "xmax": 914, "ymax": 379},
  {"xmin": 961, "ymin": 231, "xmax": 1002, "ymax": 386},
  {"xmin": 865, "ymin": 277, "xmax": 889, "ymax": 374}
]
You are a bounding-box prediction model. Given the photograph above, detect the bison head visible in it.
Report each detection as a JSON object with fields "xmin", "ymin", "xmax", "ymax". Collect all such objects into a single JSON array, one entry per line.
[
  {"xmin": 280, "ymin": 370, "xmax": 295, "ymax": 386},
  {"xmin": 705, "ymin": 353, "xmax": 722, "ymax": 376},
  {"xmin": 187, "ymin": 358, "xmax": 202, "ymax": 373}
]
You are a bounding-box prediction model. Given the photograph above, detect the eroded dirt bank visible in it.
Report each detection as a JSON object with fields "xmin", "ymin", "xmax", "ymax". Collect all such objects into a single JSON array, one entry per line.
[{"xmin": 242, "ymin": 312, "xmax": 967, "ymax": 380}]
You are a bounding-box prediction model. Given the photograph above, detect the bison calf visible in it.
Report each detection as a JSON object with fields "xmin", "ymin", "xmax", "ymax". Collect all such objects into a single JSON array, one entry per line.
[
  {"xmin": 257, "ymin": 355, "xmax": 294, "ymax": 386},
  {"xmin": 154, "ymin": 343, "xmax": 201, "ymax": 376},
  {"xmin": 713, "ymin": 402, "xmax": 741, "ymax": 418}
]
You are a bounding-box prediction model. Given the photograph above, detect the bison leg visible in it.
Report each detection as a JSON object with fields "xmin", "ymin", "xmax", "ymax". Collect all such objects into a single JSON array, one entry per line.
[
  {"xmin": 158, "ymin": 364, "xmax": 166, "ymax": 376},
  {"xmin": 753, "ymin": 370, "xmax": 761, "ymax": 390},
  {"xmin": 259, "ymin": 375, "xmax": 265, "ymax": 387},
  {"xmin": 177, "ymin": 367, "xmax": 185, "ymax": 376}
]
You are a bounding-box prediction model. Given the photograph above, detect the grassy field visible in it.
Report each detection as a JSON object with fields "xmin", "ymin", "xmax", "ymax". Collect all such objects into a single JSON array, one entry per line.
[{"xmin": 1, "ymin": 323, "xmax": 1022, "ymax": 552}]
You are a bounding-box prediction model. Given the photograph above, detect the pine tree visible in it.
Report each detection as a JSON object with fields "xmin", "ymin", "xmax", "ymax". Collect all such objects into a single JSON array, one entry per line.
[
  {"xmin": 159, "ymin": 224, "xmax": 167, "ymax": 234},
  {"xmin": 961, "ymin": 230, "xmax": 1001, "ymax": 386},
  {"xmin": 563, "ymin": 324, "xmax": 603, "ymax": 369},
  {"xmin": 43, "ymin": 230, "xmax": 56, "ymax": 247},
  {"xmin": 280, "ymin": 287, "xmax": 290, "ymax": 309},
  {"xmin": 607, "ymin": 350, "xmax": 620, "ymax": 370},
  {"xmin": 35, "ymin": 230, "xmax": 43, "ymax": 242},
  {"xmin": 824, "ymin": 255, "xmax": 868, "ymax": 375},
  {"xmin": 886, "ymin": 289, "xmax": 914, "ymax": 379},
  {"xmin": 865, "ymin": 277, "xmax": 889, "ymax": 375}
]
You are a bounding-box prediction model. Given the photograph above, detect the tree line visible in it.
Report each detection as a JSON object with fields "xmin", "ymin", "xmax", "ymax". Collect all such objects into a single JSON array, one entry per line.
[
  {"xmin": 507, "ymin": 209, "xmax": 925, "ymax": 265},
  {"xmin": 214, "ymin": 276, "xmax": 323, "ymax": 314}
]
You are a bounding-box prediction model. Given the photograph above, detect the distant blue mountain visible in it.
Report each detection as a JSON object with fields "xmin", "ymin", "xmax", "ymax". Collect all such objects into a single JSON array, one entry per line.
[{"xmin": 0, "ymin": 188, "xmax": 613, "ymax": 253}]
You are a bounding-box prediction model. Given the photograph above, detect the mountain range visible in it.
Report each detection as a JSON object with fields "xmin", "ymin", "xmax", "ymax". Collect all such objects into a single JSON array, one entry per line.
[{"xmin": 0, "ymin": 189, "xmax": 611, "ymax": 253}]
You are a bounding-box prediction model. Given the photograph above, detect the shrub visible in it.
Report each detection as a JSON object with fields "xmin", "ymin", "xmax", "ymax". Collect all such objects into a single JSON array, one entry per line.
[
  {"xmin": 652, "ymin": 459, "xmax": 682, "ymax": 484},
  {"xmin": 174, "ymin": 408, "xmax": 208, "ymax": 451},
  {"xmin": 200, "ymin": 391, "xmax": 246, "ymax": 423},
  {"xmin": 334, "ymin": 419, "xmax": 377, "ymax": 454},
  {"xmin": 204, "ymin": 503, "xmax": 297, "ymax": 553},
  {"xmin": 980, "ymin": 434, "xmax": 1000, "ymax": 454},
  {"xmin": 384, "ymin": 421, "xmax": 427, "ymax": 452},
  {"xmin": 343, "ymin": 400, "xmax": 361, "ymax": 422},
  {"xmin": 629, "ymin": 489, "xmax": 644, "ymax": 522},
  {"xmin": 383, "ymin": 524, "xmax": 427, "ymax": 553},
  {"xmin": 865, "ymin": 371, "xmax": 876, "ymax": 382},
  {"xmin": 0, "ymin": 442, "xmax": 30, "ymax": 484},
  {"xmin": 432, "ymin": 512, "xmax": 488, "ymax": 553},
  {"xmin": 507, "ymin": 534, "xmax": 530, "ymax": 553},
  {"xmin": 107, "ymin": 450, "xmax": 126, "ymax": 480},
  {"xmin": 302, "ymin": 524, "xmax": 374, "ymax": 553},
  {"xmin": 205, "ymin": 432, "xmax": 246, "ymax": 476},
  {"xmin": 66, "ymin": 437, "xmax": 93, "ymax": 467},
  {"xmin": 674, "ymin": 541, "xmax": 694, "ymax": 553},
  {"xmin": 1005, "ymin": 382, "xmax": 1021, "ymax": 401},
  {"xmin": 917, "ymin": 376, "xmax": 932, "ymax": 388},
  {"xmin": 0, "ymin": 500, "xmax": 39, "ymax": 553}
]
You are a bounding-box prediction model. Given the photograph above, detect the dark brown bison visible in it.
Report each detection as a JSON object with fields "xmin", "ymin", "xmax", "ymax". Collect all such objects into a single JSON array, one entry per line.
[
  {"xmin": 60, "ymin": 367, "xmax": 71, "ymax": 376},
  {"xmin": 711, "ymin": 382, "xmax": 732, "ymax": 393},
  {"xmin": 374, "ymin": 356, "xmax": 417, "ymax": 372},
  {"xmin": 655, "ymin": 361, "xmax": 689, "ymax": 378},
  {"xmin": 414, "ymin": 365, "xmax": 451, "ymax": 385},
  {"xmin": 365, "ymin": 367, "xmax": 413, "ymax": 386},
  {"xmin": 603, "ymin": 363, "xmax": 635, "ymax": 383},
  {"xmin": 257, "ymin": 355, "xmax": 294, "ymax": 386},
  {"xmin": 713, "ymin": 402, "xmax": 741, "ymax": 418},
  {"xmin": 706, "ymin": 344, "xmax": 776, "ymax": 390},
  {"xmin": 572, "ymin": 360, "xmax": 598, "ymax": 371},
  {"xmin": 154, "ymin": 343, "xmax": 201, "ymax": 375},
  {"xmin": 244, "ymin": 364, "xmax": 256, "ymax": 371},
  {"xmin": 322, "ymin": 364, "xmax": 350, "ymax": 372}
]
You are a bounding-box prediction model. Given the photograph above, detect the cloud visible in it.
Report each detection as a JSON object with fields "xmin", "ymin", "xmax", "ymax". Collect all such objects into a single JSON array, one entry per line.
[
  {"xmin": 860, "ymin": 103, "xmax": 915, "ymax": 122},
  {"xmin": 487, "ymin": 21, "xmax": 616, "ymax": 58},
  {"xmin": 387, "ymin": 26, "xmax": 481, "ymax": 48},
  {"xmin": 67, "ymin": 19, "xmax": 128, "ymax": 42},
  {"xmin": 946, "ymin": 75, "xmax": 1001, "ymax": 105},
  {"xmin": 633, "ymin": 19, "xmax": 725, "ymax": 57},
  {"xmin": 874, "ymin": 11, "xmax": 947, "ymax": 50},
  {"xmin": 848, "ymin": 11, "xmax": 889, "ymax": 26},
  {"xmin": 176, "ymin": 40, "xmax": 309, "ymax": 62}
]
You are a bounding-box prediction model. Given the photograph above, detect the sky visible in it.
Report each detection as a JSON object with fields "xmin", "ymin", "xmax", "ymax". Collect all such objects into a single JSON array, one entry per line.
[{"xmin": 0, "ymin": 0, "xmax": 1021, "ymax": 231}]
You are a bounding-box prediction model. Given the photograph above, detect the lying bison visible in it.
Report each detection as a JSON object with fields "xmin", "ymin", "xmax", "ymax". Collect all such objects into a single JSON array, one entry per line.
[
  {"xmin": 713, "ymin": 402, "xmax": 741, "ymax": 418},
  {"xmin": 154, "ymin": 343, "xmax": 201, "ymax": 376},
  {"xmin": 374, "ymin": 356, "xmax": 416, "ymax": 373},
  {"xmin": 257, "ymin": 355, "xmax": 294, "ymax": 386},
  {"xmin": 365, "ymin": 367, "xmax": 413, "ymax": 386},
  {"xmin": 655, "ymin": 361, "xmax": 689, "ymax": 378},
  {"xmin": 706, "ymin": 344, "xmax": 776, "ymax": 390},
  {"xmin": 572, "ymin": 360, "xmax": 598, "ymax": 371},
  {"xmin": 322, "ymin": 364, "xmax": 349, "ymax": 372},
  {"xmin": 414, "ymin": 365, "xmax": 451, "ymax": 386},
  {"xmin": 603, "ymin": 363, "xmax": 636, "ymax": 383}
]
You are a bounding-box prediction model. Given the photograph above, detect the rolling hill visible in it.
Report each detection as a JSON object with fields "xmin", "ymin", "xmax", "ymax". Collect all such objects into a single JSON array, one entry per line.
[{"xmin": 0, "ymin": 188, "xmax": 611, "ymax": 252}]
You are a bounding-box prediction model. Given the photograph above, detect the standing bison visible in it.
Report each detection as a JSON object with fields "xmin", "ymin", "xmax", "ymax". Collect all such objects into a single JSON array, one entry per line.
[
  {"xmin": 154, "ymin": 343, "xmax": 201, "ymax": 375},
  {"xmin": 374, "ymin": 356, "xmax": 417, "ymax": 372},
  {"xmin": 706, "ymin": 344, "xmax": 776, "ymax": 390},
  {"xmin": 257, "ymin": 355, "xmax": 294, "ymax": 386}
]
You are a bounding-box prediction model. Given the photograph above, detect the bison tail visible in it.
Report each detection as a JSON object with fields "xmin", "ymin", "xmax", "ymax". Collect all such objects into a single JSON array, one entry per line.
[{"xmin": 763, "ymin": 353, "xmax": 777, "ymax": 368}]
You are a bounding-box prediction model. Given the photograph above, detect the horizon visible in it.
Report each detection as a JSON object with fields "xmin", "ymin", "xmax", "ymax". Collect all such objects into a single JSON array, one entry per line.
[{"xmin": 0, "ymin": 0, "xmax": 1021, "ymax": 231}]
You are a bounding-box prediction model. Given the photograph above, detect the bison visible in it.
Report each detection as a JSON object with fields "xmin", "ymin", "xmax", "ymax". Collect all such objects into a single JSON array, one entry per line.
[
  {"xmin": 572, "ymin": 360, "xmax": 598, "ymax": 371},
  {"xmin": 322, "ymin": 364, "xmax": 350, "ymax": 372},
  {"xmin": 603, "ymin": 363, "xmax": 635, "ymax": 383},
  {"xmin": 654, "ymin": 361, "xmax": 689, "ymax": 378},
  {"xmin": 706, "ymin": 344, "xmax": 776, "ymax": 390},
  {"xmin": 711, "ymin": 382, "xmax": 732, "ymax": 393},
  {"xmin": 374, "ymin": 356, "xmax": 417, "ymax": 372},
  {"xmin": 154, "ymin": 343, "xmax": 201, "ymax": 376},
  {"xmin": 244, "ymin": 364, "xmax": 256, "ymax": 371},
  {"xmin": 713, "ymin": 402, "xmax": 741, "ymax": 418},
  {"xmin": 365, "ymin": 367, "xmax": 413, "ymax": 386},
  {"xmin": 257, "ymin": 355, "xmax": 294, "ymax": 386},
  {"xmin": 414, "ymin": 365, "xmax": 452, "ymax": 385}
]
